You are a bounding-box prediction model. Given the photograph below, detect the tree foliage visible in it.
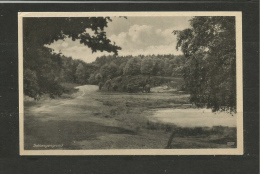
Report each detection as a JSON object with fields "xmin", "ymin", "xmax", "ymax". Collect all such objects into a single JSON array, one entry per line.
[
  {"xmin": 24, "ymin": 17, "xmax": 121, "ymax": 53},
  {"xmin": 88, "ymin": 54, "xmax": 185, "ymax": 86},
  {"xmin": 75, "ymin": 63, "xmax": 85, "ymax": 84},
  {"xmin": 123, "ymin": 57, "xmax": 141, "ymax": 75},
  {"xmin": 174, "ymin": 16, "xmax": 236, "ymax": 113},
  {"xmin": 24, "ymin": 69, "xmax": 39, "ymax": 99},
  {"xmin": 23, "ymin": 17, "xmax": 121, "ymax": 99},
  {"xmin": 152, "ymin": 58, "xmax": 165, "ymax": 76},
  {"xmin": 140, "ymin": 57, "xmax": 153, "ymax": 75}
]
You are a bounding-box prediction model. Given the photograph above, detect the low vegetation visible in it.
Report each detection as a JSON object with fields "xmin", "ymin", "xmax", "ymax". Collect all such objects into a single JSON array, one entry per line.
[
  {"xmin": 24, "ymin": 86, "xmax": 236, "ymax": 149},
  {"xmin": 23, "ymin": 16, "xmax": 237, "ymax": 149},
  {"xmin": 24, "ymin": 16, "xmax": 236, "ymax": 113}
]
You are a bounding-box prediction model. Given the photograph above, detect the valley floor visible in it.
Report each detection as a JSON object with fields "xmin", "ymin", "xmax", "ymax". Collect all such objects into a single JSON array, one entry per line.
[{"xmin": 24, "ymin": 85, "xmax": 236, "ymax": 150}]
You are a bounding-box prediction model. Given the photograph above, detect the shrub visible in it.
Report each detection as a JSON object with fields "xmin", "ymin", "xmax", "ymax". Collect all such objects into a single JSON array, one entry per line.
[{"xmin": 24, "ymin": 69, "xmax": 40, "ymax": 100}]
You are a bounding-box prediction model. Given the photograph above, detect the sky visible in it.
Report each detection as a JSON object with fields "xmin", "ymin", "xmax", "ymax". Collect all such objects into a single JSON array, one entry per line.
[{"xmin": 48, "ymin": 16, "xmax": 192, "ymax": 63}]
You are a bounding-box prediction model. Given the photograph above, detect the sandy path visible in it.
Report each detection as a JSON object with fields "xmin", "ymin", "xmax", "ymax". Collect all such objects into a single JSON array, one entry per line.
[
  {"xmin": 27, "ymin": 85, "xmax": 106, "ymax": 122},
  {"xmin": 25, "ymin": 85, "xmax": 168, "ymax": 150}
]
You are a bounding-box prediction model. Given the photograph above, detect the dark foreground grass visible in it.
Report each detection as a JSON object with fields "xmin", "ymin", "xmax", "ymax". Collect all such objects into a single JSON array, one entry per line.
[
  {"xmin": 25, "ymin": 115, "xmax": 236, "ymax": 150},
  {"xmin": 165, "ymin": 126, "xmax": 237, "ymax": 149},
  {"xmin": 145, "ymin": 120, "xmax": 237, "ymax": 149},
  {"xmin": 24, "ymin": 116, "xmax": 136, "ymax": 150},
  {"xmin": 24, "ymin": 84, "xmax": 237, "ymax": 149},
  {"xmin": 91, "ymin": 91, "xmax": 237, "ymax": 149}
]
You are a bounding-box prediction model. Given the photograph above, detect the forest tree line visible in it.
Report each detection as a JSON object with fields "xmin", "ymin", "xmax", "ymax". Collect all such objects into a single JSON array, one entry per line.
[
  {"xmin": 24, "ymin": 52, "xmax": 185, "ymax": 99},
  {"xmin": 23, "ymin": 16, "xmax": 236, "ymax": 113},
  {"xmin": 88, "ymin": 54, "xmax": 185, "ymax": 85},
  {"xmin": 23, "ymin": 17, "xmax": 121, "ymax": 99}
]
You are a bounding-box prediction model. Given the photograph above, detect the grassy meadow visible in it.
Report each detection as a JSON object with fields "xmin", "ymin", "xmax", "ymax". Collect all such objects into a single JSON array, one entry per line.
[{"xmin": 24, "ymin": 80, "xmax": 237, "ymax": 150}]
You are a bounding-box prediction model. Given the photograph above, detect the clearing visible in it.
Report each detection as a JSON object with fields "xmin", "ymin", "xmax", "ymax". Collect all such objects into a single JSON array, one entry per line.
[{"xmin": 24, "ymin": 84, "xmax": 236, "ymax": 150}]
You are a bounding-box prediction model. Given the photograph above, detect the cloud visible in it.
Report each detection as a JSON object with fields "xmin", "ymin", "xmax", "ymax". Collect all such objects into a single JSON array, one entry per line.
[
  {"xmin": 47, "ymin": 39, "xmax": 112, "ymax": 63},
  {"xmin": 109, "ymin": 32, "xmax": 128, "ymax": 48},
  {"xmin": 109, "ymin": 24, "xmax": 181, "ymax": 56},
  {"xmin": 61, "ymin": 42, "xmax": 68, "ymax": 48},
  {"xmin": 59, "ymin": 45, "xmax": 112, "ymax": 63},
  {"xmin": 116, "ymin": 43, "xmax": 182, "ymax": 57},
  {"xmin": 48, "ymin": 24, "xmax": 182, "ymax": 63},
  {"xmin": 84, "ymin": 28, "xmax": 96, "ymax": 37},
  {"xmin": 105, "ymin": 16, "xmax": 192, "ymax": 37},
  {"xmin": 128, "ymin": 24, "xmax": 153, "ymax": 43},
  {"xmin": 47, "ymin": 17, "xmax": 191, "ymax": 63}
]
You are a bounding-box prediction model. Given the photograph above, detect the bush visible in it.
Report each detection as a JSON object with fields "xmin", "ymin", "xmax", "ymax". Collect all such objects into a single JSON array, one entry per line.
[
  {"xmin": 24, "ymin": 69, "xmax": 40, "ymax": 100},
  {"xmin": 88, "ymin": 73, "xmax": 98, "ymax": 85}
]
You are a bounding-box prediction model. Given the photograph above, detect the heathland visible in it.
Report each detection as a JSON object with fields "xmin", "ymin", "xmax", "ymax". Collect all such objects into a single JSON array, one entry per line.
[
  {"xmin": 24, "ymin": 81, "xmax": 236, "ymax": 150},
  {"xmin": 23, "ymin": 16, "xmax": 237, "ymax": 149}
]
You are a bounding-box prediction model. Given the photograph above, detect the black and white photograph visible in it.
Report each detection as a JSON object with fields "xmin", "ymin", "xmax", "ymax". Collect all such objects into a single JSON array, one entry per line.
[{"xmin": 19, "ymin": 12, "xmax": 243, "ymax": 155}]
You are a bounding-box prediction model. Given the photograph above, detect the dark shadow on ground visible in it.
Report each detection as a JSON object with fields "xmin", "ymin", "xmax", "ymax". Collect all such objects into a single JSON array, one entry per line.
[{"xmin": 24, "ymin": 116, "xmax": 136, "ymax": 150}]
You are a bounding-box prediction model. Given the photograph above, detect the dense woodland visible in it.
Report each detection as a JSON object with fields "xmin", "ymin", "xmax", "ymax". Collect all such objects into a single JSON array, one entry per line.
[
  {"xmin": 25, "ymin": 53, "xmax": 185, "ymax": 96},
  {"xmin": 23, "ymin": 17, "xmax": 121, "ymax": 99},
  {"xmin": 89, "ymin": 54, "xmax": 184, "ymax": 83},
  {"xmin": 24, "ymin": 16, "xmax": 236, "ymax": 113},
  {"xmin": 174, "ymin": 16, "xmax": 236, "ymax": 113}
]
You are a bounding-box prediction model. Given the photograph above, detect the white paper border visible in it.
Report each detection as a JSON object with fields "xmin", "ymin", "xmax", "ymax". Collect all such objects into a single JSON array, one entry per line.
[{"xmin": 19, "ymin": 12, "xmax": 243, "ymax": 155}]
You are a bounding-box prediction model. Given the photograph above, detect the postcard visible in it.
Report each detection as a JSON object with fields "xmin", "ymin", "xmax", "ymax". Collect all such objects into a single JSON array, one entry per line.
[{"xmin": 19, "ymin": 12, "xmax": 243, "ymax": 155}]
